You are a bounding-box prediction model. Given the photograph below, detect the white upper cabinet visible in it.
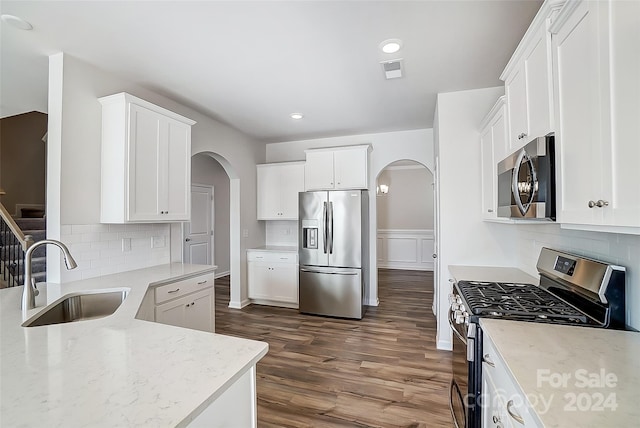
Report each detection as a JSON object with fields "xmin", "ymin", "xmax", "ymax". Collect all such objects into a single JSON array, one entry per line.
[
  {"xmin": 551, "ymin": 0, "xmax": 640, "ymax": 231},
  {"xmin": 501, "ymin": 2, "xmax": 561, "ymax": 153},
  {"xmin": 257, "ymin": 162, "xmax": 305, "ymax": 220},
  {"xmin": 479, "ymin": 97, "xmax": 508, "ymax": 221},
  {"xmin": 304, "ymin": 145, "xmax": 371, "ymax": 191},
  {"xmin": 99, "ymin": 93, "xmax": 196, "ymax": 223}
]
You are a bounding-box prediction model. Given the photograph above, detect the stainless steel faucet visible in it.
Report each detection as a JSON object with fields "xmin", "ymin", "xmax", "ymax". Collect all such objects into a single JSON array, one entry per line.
[{"xmin": 22, "ymin": 239, "xmax": 78, "ymax": 310}]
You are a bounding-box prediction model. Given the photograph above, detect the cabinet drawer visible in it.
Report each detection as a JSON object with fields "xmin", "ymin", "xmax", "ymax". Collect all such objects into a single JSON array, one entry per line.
[
  {"xmin": 247, "ymin": 251, "xmax": 297, "ymax": 263},
  {"xmin": 155, "ymin": 273, "xmax": 214, "ymax": 304}
]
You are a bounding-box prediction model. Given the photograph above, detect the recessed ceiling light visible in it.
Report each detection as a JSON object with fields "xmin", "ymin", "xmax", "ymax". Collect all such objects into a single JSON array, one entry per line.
[
  {"xmin": 290, "ymin": 113, "xmax": 304, "ymax": 120},
  {"xmin": 380, "ymin": 39, "xmax": 402, "ymax": 54},
  {"xmin": 1, "ymin": 14, "xmax": 33, "ymax": 30}
]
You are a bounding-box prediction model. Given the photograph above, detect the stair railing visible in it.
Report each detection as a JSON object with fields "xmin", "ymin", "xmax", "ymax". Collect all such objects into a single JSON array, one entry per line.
[{"xmin": 0, "ymin": 203, "xmax": 34, "ymax": 287}]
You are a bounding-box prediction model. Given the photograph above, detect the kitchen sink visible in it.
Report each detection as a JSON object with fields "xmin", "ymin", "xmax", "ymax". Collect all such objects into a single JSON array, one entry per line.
[{"xmin": 22, "ymin": 290, "xmax": 129, "ymax": 327}]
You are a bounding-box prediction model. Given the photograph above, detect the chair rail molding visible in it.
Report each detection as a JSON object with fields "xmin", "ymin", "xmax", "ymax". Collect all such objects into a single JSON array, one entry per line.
[{"xmin": 376, "ymin": 229, "xmax": 434, "ymax": 271}]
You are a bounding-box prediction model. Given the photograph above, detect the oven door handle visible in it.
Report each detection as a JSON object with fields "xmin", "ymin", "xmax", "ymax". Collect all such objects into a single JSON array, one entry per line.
[{"xmin": 448, "ymin": 308, "xmax": 467, "ymax": 345}]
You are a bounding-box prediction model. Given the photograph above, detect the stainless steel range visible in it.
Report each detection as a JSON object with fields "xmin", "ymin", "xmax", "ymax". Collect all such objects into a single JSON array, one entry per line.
[{"xmin": 448, "ymin": 248, "xmax": 626, "ymax": 428}]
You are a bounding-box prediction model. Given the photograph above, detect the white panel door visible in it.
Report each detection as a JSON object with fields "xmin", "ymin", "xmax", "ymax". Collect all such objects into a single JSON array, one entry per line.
[
  {"xmin": 480, "ymin": 126, "xmax": 496, "ymax": 219},
  {"xmin": 505, "ymin": 65, "xmax": 529, "ymax": 152},
  {"xmin": 279, "ymin": 163, "xmax": 305, "ymax": 218},
  {"xmin": 525, "ymin": 27, "xmax": 553, "ymax": 139},
  {"xmin": 257, "ymin": 164, "xmax": 282, "ymax": 219},
  {"xmin": 184, "ymin": 185, "xmax": 213, "ymax": 265}
]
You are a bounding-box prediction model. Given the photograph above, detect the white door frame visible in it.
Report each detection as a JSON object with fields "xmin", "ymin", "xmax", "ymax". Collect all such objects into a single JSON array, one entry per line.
[{"xmin": 183, "ymin": 184, "xmax": 215, "ymax": 265}]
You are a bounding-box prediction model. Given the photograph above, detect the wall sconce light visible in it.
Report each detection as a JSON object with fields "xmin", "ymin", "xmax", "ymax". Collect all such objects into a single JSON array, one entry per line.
[{"xmin": 377, "ymin": 184, "xmax": 389, "ymax": 195}]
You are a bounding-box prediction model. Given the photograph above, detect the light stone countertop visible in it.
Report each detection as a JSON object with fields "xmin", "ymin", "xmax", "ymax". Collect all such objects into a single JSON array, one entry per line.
[
  {"xmin": 248, "ymin": 245, "xmax": 297, "ymax": 253},
  {"xmin": 0, "ymin": 263, "xmax": 268, "ymax": 427},
  {"xmin": 480, "ymin": 318, "xmax": 640, "ymax": 427},
  {"xmin": 449, "ymin": 265, "xmax": 539, "ymax": 285}
]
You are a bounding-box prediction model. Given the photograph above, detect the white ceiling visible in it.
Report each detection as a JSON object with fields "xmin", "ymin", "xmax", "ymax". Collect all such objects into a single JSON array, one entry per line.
[{"xmin": 0, "ymin": 1, "xmax": 542, "ymax": 143}]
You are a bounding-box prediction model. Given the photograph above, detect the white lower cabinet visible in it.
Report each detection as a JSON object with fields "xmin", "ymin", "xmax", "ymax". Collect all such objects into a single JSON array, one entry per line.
[
  {"xmin": 137, "ymin": 272, "xmax": 215, "ymax": 332},
  {"xmin": 247, "ymin": 250, "xmax": 298, "ymax": 307},
  {"xmin": 156, "ymin": 288, "xmax": 213, "ymax": 332},
  {"xmin": 482, "ymin": 333, "xmax": 541, "ymax": 428}
]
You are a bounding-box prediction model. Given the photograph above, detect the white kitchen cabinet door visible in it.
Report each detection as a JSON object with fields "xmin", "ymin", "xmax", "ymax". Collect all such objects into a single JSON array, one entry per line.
[
  {"xmin": 524, "ymin": 25, "xmax": 554, "ymax": 140},
  {"xmin": 304, "ymin": 145, "xmax": 370, "ymax": 191},
  {"xmin": 502, "ymin": 8, "xmax": 555, "ymax": 154},
  {"xmin": 257, "ymin": 162, "xmax": 304, "ymax": 220},
  {"xmin": 334, "ymin": 147, "xmax": 368, "ymax": 190},
  {"xmin": 257, "ymin": 164, "xmax": 283, "ymax": 219},
  {"xmin": 155, "ymin": 288, "xmax": 214, "ymax": 332},
  {"xmin": 553, "ymin": 0, "xmax": 604, "ymax": 226},
  {"xmin": 100, "ymin": 92, "xmax": 195, "ymax": 223},
  {"xmin": 479, "ymin": 97, "xmax": 507, "ymax": 221},
  {"xmin": 247, "ymin": 251, "xmax": 298, "ymax": 307},
  {"xmin": 505, "ymin": 65, "xmax": 529, "ymax": 153},
  {"xmin": 304, "ymin": 150, "xmax": 335, "ymax": 190},
  {"xmin": 553, "ymin": 0, "xmax": 640, "ymax": 231}
]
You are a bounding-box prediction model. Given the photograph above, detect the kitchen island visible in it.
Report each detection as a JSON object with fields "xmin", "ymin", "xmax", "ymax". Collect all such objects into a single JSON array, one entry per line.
[{"xmin": 0, "ymin": 263, "xmax": 268, "ymax": 427}]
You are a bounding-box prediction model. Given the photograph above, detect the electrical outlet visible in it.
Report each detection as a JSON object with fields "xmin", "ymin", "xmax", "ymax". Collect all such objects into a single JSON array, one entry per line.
[
  {"xmin": 122, "ymin": 238, "xmax": 132, "ymax": 252},
  {"xmin": 152, "ymin": 236, "xmax": 166, "ymax": 248}
]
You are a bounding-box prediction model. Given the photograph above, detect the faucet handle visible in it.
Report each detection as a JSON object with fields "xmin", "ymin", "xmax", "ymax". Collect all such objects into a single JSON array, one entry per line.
[{"xmin": 31, "ymin": 278, "xmax": 40, "ymax": 296}]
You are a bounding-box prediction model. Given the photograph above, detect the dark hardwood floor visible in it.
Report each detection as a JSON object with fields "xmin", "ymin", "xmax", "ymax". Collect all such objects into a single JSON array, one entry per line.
[{"xmin": 215, "ymin": 269, "xmax": 453, "ymax": 428}]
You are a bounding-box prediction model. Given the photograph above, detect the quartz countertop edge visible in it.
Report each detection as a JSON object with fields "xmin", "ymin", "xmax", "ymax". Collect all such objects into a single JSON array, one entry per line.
[
  {"xmin": 480, "ymin": 318, "xmax": 640, "ymax": 427},
  {"xmin": 448, "ymin": 265, "xmax": 539, "ymax": 285},
  {"xmin": 0, "ymin": 263, "xmax": 269, "ymax": 427}
]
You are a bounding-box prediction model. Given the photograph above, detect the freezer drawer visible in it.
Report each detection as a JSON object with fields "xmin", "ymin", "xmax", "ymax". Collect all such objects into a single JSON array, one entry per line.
[{"xmin": 299, "ymin": 266, "xmax": 363, "ymax": 319}]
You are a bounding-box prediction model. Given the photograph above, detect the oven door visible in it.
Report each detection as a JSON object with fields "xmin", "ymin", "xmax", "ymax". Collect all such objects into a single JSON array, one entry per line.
[{"xmin": 449, "ymin": 308, "xmax": 470, "ymax": 428}]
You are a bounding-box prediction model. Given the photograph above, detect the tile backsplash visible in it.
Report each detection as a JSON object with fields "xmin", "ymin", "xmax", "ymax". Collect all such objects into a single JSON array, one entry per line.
[
  {"xmin": 59, "ymin": 223, "xmax": 170, "ymax": 282},
  {"xmin": 515, "ymin": 223, "xmax": 640, "ymax": 330},
  {"xmin": 265, "ymin": 220, "xmax": 298, "ymax": 246}
]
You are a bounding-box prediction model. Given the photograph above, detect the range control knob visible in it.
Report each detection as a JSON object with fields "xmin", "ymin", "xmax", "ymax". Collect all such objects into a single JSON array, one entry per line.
[
  {"xmin": 448, "ymin": 294, "xmax": 456, "ymax": 305},
  {"xmin": 454, "ymin": 310, "xmax": 465, "ymax": 324},
  {"xmin": 455, "ymin": 296, "xmax": 462, "ymax": 305}
]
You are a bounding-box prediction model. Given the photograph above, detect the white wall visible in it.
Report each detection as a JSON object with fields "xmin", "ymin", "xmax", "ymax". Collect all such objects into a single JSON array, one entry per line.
[
  {"xmin": 47, "ymin": 53, "xmax": 264, "ymax": 307},
  {"xmin": 434, "ymin": 87, "xmax": 519, "ymax": 350},
  {"xmin": 191, "ymin": 154, "xmax": 231, "ymax": 277},
  {"xmin": 266, "ymin": 128, "xmax": 434, "ymax": 306}
]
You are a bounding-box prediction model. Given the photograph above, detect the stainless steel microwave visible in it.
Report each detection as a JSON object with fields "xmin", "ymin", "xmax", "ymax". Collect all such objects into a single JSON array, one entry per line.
[{"xmin": 497, "ymin": 136, "xmax": 555, "ymax": 220}]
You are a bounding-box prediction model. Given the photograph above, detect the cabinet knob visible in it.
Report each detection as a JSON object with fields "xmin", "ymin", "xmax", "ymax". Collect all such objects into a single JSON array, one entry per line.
[
  {"xmin": 185, "ymin": 238, "xmax": 191, "ymax": 242},
  {"xmin": 432, "ymin": 254, "xmax": 437, "ymax": 259},
  {"xmin": 186, "ymin": 303, "xmax": 190, "ymax": 307},
  {"xmin": 596, "ymin": 199, "xmax": 609, "ymax": 207},
  {"xmin": 487, "ymin": 209, "xmax": 494, "ymax": 213}
]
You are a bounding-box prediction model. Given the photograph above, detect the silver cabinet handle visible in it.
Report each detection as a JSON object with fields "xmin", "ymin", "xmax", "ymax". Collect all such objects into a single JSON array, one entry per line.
[
  {"xmin": 588, "ymin": 200, "xmax": 596, "ymax": 208},
  {"xmin": 197, "ymin": 280, "xmax": 207, "ymax": 285},
  {"xmin": 482, "ymin": 354, "xmax": 495, "ymax": 367},
  {"xmin": 167, "ymin": 288, "xmax": 180, "ymax": 294},
  {"xmin": 185, "ymin": 238, "xmax": 191, "ymax": 242},
  {"xmin": 488, "ymin": 209, "xmax": 494, "ymax": 213},
  {"xmin": 507, "ymin": 400, "xmax": 525, "ymax": 425},
  {"xmin": 596, "ymin": 199, "xmax": 609, "ymax": 207}
]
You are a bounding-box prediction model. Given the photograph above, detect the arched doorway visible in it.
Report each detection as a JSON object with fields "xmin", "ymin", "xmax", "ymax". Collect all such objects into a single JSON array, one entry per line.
[
  {"xmin": 187, "ymin": 150, "xmax": 243, "ymax": 309},
  {"xmin": 374, "ymin": 159, "xmax": 435, "ymax": 303}
]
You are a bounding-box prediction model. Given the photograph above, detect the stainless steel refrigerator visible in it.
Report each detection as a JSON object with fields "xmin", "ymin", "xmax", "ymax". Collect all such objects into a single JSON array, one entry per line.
[{"xmin": 298, "ymin": 190, "xmax": 369, "ymax": 319}]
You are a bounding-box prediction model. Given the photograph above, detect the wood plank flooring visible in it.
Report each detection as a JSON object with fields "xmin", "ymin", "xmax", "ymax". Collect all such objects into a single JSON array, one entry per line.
[{"xmin": 215, "ymin": 269, "xmax": 453, "ymax": 428}]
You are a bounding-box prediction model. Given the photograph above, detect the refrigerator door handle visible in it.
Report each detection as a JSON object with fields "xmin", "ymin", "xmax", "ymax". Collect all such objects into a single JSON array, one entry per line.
[
  {"xmin": 328, "ymin": 201, "xmax": 334, "ymax": 254},
  {"xmin": 322, "ymin": 201, "xmax": 328, "ymax": 254},
  {"xmin": 300, "ymin": 268, "xmax": 358, "ymax": 276}
]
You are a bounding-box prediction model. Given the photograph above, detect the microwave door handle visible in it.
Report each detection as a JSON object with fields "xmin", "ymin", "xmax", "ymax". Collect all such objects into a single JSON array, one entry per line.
[{"xmin": 512, "ymin": 149, "xmax": 529, "ymax": 216}]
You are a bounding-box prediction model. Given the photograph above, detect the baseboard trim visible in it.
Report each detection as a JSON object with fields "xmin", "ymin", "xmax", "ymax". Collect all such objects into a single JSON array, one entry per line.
[
  {"xmin": 214, "ymin": 270, "xmax": 230, "ymax": 279},
  {"xmin": 249, "ymin": 298, "xmax": 298, "ymax": 309},
  {"xmin": 228, "ymin": 298, "xmax": 251, "ymax": 309},
  {"xmin": 437, "ymin": 337, "xmax": 453, "ymax": 351},
  {"xmin": 366, "ymin": 297, "xmax": 379, "ymax": 307}
]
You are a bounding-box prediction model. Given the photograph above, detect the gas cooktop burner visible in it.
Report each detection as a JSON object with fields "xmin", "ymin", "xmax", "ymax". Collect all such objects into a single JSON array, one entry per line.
[{"xmin": 456, "ymin": 281, "xmax": 589, "ymax": 324}]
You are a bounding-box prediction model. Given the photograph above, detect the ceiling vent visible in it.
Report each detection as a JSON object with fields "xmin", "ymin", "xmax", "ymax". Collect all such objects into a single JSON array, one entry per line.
[{"xmin": 381, "ymin": 59, "xmax": 403, "ymax": 79}]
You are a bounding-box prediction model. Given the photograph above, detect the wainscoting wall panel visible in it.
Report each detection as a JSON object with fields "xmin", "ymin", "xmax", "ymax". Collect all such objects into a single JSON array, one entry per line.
[{"xmin": 377, "ymin": 229, "xmax": 434, "ymax": 271}]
